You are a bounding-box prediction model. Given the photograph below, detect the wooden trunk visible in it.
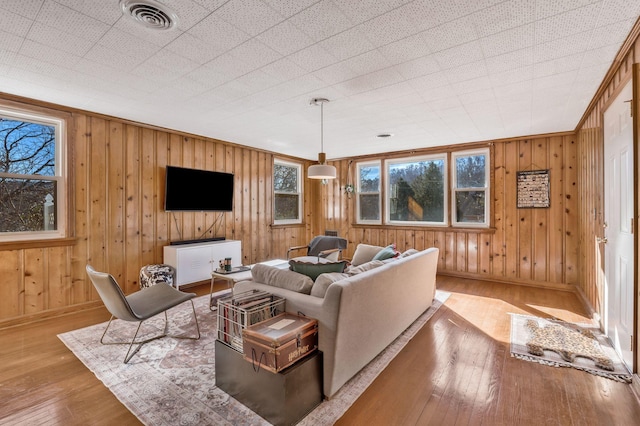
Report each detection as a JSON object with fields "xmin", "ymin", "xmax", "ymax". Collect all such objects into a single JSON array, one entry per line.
[{"xmin": 242, "ymin": 313, "xmax": 318, "ymax": 373}]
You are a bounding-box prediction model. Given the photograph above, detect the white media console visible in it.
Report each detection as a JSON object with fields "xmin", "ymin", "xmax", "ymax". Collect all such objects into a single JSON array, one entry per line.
[{"xmin": 163, "ymin": 240, "xmax": 242, "ymax": 289}]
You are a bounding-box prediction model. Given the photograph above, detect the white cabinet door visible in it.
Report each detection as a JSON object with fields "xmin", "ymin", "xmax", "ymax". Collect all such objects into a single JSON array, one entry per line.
[{"xmin": 164, "ymin": 240, "xmax": 242, "ymax": 288}]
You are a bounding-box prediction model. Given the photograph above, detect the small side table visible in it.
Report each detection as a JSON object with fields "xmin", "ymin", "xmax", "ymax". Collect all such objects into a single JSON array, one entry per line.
[{"xmin": 209, "ymin": 259, "xmax": 289, "ymax": 310}]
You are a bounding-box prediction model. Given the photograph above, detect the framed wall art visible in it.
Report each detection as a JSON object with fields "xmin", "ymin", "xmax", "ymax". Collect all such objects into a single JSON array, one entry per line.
[{"xmin": 517, "ymin": 170, "xmax": 550, "ymax": 208}]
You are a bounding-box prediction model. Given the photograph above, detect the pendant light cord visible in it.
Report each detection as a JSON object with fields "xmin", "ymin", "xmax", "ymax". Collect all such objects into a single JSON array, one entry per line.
[{"xmin": 320, "ymin": 100, "xmax": 324, "ymax": 155}]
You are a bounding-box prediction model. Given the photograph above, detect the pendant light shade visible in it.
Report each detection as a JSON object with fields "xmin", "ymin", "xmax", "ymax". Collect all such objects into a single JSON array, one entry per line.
[{"xmin": 309, "ymin": 98, "xmax": 336, "ymax": 180}]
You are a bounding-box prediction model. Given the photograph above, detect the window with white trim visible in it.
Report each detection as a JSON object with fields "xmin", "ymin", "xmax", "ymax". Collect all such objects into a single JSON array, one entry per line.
[
  {"xmin": 451, "ymin": 149, "xmax": 489, "ymax": 227},
  {"xmin": 385, "ymin": 155, "xmax": 447, "ymax": 226},
  {"xmin": 273, "ymin": 159, "xmax": 302, "ymax": 225},
  {"xmin": 355, "ymin": 160, "xmax": 381, "ymax": 224},
  {"xmin": 0, "ymin": 108, "xmax": 66, "ymax": 241}
]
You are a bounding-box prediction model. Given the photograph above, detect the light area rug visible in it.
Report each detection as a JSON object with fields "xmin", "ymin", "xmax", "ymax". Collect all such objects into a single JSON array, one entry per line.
[
  {"xmin": 58, "ymin": 290, "xmax": 449, "ymax": 425},
  {"xmin": 510, "ymin": 313, "xmax": 631, "ymax": 383}
]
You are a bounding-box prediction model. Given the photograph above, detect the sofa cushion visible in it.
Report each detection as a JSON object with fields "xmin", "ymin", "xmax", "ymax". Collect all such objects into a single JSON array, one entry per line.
[
  {"xmin": 289, "ymin": 259, "xmax": 348, "ymax": 281},
  {"xmin": 251, "ymin": 264, "xmax": 314, "ymax": 294},
  {"xmin": 311, "ymin": 272, "xmax": 349, "ymax": 298},
  {"xmin": 350, "ymin": 244, "xmax": 384, "ymax": 266},
  {"xmin": 346, "ymin": 259, "xmax": 385, "ymax": 275},
  {"xmin": 372, "ymin": 244, "xmax": 399, "ymax": 261},
  {"xmin": 400, "ymin": 248, "xmax": 419, "ymax": 258}
]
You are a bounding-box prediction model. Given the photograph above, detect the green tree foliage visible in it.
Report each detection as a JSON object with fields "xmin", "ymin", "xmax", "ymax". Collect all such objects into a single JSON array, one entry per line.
[
  {"xmin": 389, "ymin": 160, "xmax": 444, "ymax": 222},
  {"xmin": 274, "ymin": 163, "xmax": 299, "ymax": 220},
  {"xmin": 455, "ymin": 154, "xmax": 486, "ymax": 222}
]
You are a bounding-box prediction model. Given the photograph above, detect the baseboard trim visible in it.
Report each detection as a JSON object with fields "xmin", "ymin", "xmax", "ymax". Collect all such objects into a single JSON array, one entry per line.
[
  {"xmin": 437, "ymin": 271, "xmax": 574, "ymax": 292},
  {"xmin": 631, "ymin": 374, "xmax": 640, "ymax": 403},
  {"xmin": 0, "ymin": 300, "xmax": 104, "ymax": 330},
  {"xmin": 572, "ymin": 284, "xmax": 600, "ymax": 323}
]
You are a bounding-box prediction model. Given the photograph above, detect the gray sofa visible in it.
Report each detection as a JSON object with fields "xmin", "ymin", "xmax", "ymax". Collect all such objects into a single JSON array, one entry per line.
[{"xmin": 233, "ymin": 246, "xmax": 439, "ymax": 398}]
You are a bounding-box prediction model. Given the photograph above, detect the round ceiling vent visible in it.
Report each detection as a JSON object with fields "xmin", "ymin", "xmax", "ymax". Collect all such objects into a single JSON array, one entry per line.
[{"xmin": 120, "ymin": 0, "xmax": 178, "ymax": 31}]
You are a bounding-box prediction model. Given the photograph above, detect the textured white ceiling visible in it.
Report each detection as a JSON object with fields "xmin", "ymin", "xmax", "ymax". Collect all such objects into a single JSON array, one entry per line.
[{"xmin": 0, "ymin": 0, "xmax": 638, "ymax": 160}]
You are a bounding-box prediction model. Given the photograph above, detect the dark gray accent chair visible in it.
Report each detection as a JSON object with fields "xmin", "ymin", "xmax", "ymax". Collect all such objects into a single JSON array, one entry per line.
[
  {"xmin": 287, "ymin": 235, "xmax": 348, "ymax": 261},
  {"xmin": 86, "ymin": 265, "xmax": 200, "ymax": 363}
]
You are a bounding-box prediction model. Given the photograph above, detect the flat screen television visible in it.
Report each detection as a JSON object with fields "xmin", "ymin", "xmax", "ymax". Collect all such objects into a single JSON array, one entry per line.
[{"xmin": 164, "ymin": 166, "xmax": 234, "ymax": 211}]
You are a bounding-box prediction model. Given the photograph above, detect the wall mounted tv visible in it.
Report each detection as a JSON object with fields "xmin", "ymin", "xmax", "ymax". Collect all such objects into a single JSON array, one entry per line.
[{"xmin": 164, "ymin": 166, "xmax": 234, "ymax": 212}]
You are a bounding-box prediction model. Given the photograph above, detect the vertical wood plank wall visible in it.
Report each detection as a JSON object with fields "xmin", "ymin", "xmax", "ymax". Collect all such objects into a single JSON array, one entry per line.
[
  {"xmin": 0, "ymin": 103, "xmax": 310, "ymax": 323},
  {"xmin": 315, "ymin": 135, "xmax": 579, "ymax": 288},
  {"xmin": 575, "ymin": 30, "xmax": 640, "ymax": 316}
]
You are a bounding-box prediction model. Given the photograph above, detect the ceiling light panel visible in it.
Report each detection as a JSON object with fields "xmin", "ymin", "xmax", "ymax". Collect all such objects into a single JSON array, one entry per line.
[
  {"xmin": 217, "ymin": 0, "xmax": 285, "ymax": 36},
  {"xmin": 55, "ymin": 0, "xmax": 122, "ymax": 25},
  {"xmin": 473, "ymin": 0, "xmax": 535, "ymax": 37},
  {"xmin": 262, "ymin": 0, "xmax": 318, "ymax": 18},
  {"xmin": 289, "ymin": 1, "xmax": 353, "ymax": 41},
  {"xmin": 26, "ymin": 21, "xmax": 95, "ymax": 56},
  {"xmin": 535, "ymin": 4, "xmax": 600, "ymax": 44},
  {"xmin": 0, "ymin": 8, "xmax": 34, "ymax": 37},
  {"xmin": 37, "ymin": 1, "xmax": 109, "ymax": 41},
  {"xmin": 479, "ymin": 24, "xmax": 535, "ymax": 58},
  {"xmin": 256, "ymin": 21, "xmax": 314, "ymax": 56}
]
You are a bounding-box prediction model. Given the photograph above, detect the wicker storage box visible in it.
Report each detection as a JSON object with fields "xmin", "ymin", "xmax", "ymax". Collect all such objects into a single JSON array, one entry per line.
[{"xmin": 242, "ymin": 312, "xmax": 318, "ymax": 373}]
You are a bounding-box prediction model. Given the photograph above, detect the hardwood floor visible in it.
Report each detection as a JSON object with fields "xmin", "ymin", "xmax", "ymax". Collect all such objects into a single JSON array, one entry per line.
[{"xmin": 1, "ymin": 276, "xmax": 638, "ymax": 425}]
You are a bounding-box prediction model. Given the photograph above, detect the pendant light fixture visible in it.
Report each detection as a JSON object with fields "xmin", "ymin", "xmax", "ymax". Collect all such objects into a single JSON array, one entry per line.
[{"xmin": 308, "ymin": 97, "xmax": 336, "ymax": 180}]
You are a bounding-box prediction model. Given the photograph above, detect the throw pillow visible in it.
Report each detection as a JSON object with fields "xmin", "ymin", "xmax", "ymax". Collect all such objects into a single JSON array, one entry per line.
[
  {"xmin": 311, "ymin": 272, "xmax": 349, "ymax": 298},
  {"xmin": 350, "ymin": 244, "xmax": 384, "ymax": 266},
  {"xmin": 400, "ymin": 248, "xmax": 419, "ymax": 258},
  {"xmin": 289, "ymin": 259, "xmax": 348, "ymax": 281},
  {"xmin": 251, "ymin": 264, "xmax": 314, "ymax": 294},
  {"xmin": 372, "ymin": 244, "xmax": 399, "ymax": 261},
  {"xmin": 345, "ymin": 259, "xmax": 385, "ymax": 275}
]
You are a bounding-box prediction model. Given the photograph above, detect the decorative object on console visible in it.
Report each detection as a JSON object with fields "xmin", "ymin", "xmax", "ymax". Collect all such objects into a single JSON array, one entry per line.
[{"xmin": 308, "ymin": 97, "xmax": 336, "ymax": 180}]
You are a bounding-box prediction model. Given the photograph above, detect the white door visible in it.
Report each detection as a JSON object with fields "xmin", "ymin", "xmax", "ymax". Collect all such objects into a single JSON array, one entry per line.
[{"xmin": 603, "ymin": 79, "xmax": 634, "ymax": 369}]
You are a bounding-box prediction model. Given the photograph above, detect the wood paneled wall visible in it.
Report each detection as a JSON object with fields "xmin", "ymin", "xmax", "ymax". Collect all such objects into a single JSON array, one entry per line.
[
  {"xmin": 575, "ymin": 22, "xmax": 640, "ymax": 317},
  {"xmin": 315, "ymin": 135, "xmax": 579, "ymax": 288},
  {"xmin": 0, "ymin": 98, "xmax": 310, "ymax": 324}
]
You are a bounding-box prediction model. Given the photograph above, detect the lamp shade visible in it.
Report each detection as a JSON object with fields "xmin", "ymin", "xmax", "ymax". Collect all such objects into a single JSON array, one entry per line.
[{"xmin": 308, "ymin": 163, "xmax": 336, "ymax": 179}]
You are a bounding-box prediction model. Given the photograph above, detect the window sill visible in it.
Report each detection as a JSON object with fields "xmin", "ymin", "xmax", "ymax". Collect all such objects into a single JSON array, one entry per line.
[
  {"xmin": 351, "ymin": 223, "xmax": 496, "ymax": 234},
  {"xmin": 0, "ymin": 237, "xmax": 77, "ymax": 251}
]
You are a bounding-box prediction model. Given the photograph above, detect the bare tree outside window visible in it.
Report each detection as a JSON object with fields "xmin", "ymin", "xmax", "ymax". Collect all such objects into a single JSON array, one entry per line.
[
  {"xmin": 0, "ymin": 117, "xmax": 58, "ymax": 233},
  {"xmin": 274, "ymin": 160, "xmax": 301, "ymax": 223}
]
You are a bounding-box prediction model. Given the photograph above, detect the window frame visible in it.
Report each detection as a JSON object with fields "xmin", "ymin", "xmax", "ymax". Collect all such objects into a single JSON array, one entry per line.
[
  {"xmin": 384, "ymin": 153, "xmax": 448, "ymax": 227},
  {"xmin": 451, "ymin": 148, "xmax": 490, "ymax": 228},
  {"xmin": 355, "ymin": 160, "xmax": 382, "ymax": 225},
  {"xmin": 0, "ymin": 106, "xmax": 67, "ymax": 242},
  {"xmin": 273, "ymin": 158, "xmax": 303, "ymax": 225}
]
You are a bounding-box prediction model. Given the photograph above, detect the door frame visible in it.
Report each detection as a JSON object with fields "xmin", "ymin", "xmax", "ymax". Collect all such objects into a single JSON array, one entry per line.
[{"xmin": 602, "ymin": 76, "xmax": 636, "ymax": 370}]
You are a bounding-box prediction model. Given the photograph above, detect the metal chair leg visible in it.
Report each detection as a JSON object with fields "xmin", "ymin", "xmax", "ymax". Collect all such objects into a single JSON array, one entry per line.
[{"xmin": 99, "ymin": 301, "xmax": 200, "ymax": 363}]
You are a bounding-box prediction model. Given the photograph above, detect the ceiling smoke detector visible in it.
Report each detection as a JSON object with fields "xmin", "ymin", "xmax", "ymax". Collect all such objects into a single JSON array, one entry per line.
[{"xmin": 120, "ymin": 0, "xmax": 178, "ymax": 31}]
